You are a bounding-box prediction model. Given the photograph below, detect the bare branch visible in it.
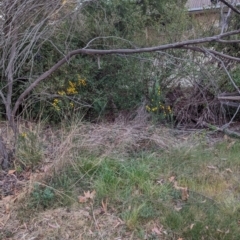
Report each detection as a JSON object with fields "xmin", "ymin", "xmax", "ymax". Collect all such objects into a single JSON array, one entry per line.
[
  {"xmin": 79, "ymin": 28, "xmax": 240, "ymax": 55},
  {"xmin": 217, "ymin": 39, "xmax": 240, "ymax": 43},
  {"xmin": 203, "ymin": 47, "xmax": 240, "ymax": 95},
  {"xmin": 220, "ymin": 0, "xmax": 236, "ymax": 33},
  {"xmin": 11, "ymin": 28, "xmax": 240, "ymax": 117},
  {"xmin": 83, "ymin": 36, "xmax": 139, "ymax": 49},
  {"xmin": 218, "ymin": 96, "xmax": 240, "ymax": 100},
  {"xmin": 218, "ymin": 0, "xmax": 240, "ymax": 15},
  {"xmin": 181, "ymin": 46, "xmax": 240, "ymax": 62},
  {"xmin": 221, "ymin": 104, "xmax": 240, "ymax": 130}
]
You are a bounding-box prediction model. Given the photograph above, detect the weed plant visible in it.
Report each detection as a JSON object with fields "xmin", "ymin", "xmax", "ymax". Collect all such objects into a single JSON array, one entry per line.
[{"xmin": 16, "ymin": 130, "xmax": 43, "ymax": 169}]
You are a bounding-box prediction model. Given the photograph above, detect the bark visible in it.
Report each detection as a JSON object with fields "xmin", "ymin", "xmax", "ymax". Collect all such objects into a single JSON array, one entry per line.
[
  {"xmin": 0, "ymin": 136, "xmax": 9, "ymax": 169},
  {"xmin": 218, "ymin": 0, "xmax": 240, "ymax": 15}
]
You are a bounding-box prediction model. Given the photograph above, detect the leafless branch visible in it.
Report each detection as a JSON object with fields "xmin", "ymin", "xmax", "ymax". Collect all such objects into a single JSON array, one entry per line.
[
  {"xmin": 83, "ymin": 36, "xmax": 139, "ymax": 49},
  {"xmin": 218, "ymin": 0, "xmax": 240, "ymax": 15},
  {"xmin": 217, "ymin": 39, "xmax": 240, "ymax": 43},
  {"xmin": 204, "ymin": 47, "xmax": 240, "ymax": 94},
  {"xmin": 218, "ymin": 95, "xmax": 240, "ymax": 100},
  {"xmin": 181, "ymin": 46, "xmax": 240, "ymax": 62},
  {"xmin": 221, "ymin": 104, "xmax": 240, "ymax": 130},
  {"xmin": 220, "ymin": 0, "xmax": 235, "ymax": 34},
  {"xmin": 11, "ymin": 27, "xmax": 240, "ymax": 117}
]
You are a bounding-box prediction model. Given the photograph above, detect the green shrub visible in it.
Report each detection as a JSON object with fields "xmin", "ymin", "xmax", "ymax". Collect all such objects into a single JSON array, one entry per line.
[{"xmin": 30, "ymin": 184, "xmax": 55, "ymax": 209}]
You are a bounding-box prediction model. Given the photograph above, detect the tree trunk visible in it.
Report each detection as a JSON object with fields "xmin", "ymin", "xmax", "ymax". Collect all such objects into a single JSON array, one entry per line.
[{"xmin": 0, "ymin": 136, "xmax": 9, "ymax": 169}]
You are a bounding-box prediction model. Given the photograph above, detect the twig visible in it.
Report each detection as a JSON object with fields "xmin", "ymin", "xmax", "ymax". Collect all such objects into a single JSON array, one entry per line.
[
  {"xmin": 202, "ymin": 121, "xmax": 240, "ymax": 138},
  {"xmin": 90, "ymin": 203, "xmax": 104, "ymax": 240},
  {"xmin": 221, "ymin": 104, "xmax": 240, "ymax": 130},
  {"xmin": 1, "ymin": 214, "xmax": 11, "ymax": 229}
]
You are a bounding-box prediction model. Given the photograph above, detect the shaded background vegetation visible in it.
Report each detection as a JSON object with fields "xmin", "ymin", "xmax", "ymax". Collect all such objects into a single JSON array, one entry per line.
[{"xmin": 1, "ymin": 0, "xmax": 240, "ymax": 127}]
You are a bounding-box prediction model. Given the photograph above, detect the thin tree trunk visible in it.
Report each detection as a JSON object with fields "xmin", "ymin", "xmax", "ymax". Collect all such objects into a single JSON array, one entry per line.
[{"xmin": 0, "ymin": 136, "xmax": 9, "ymax": 169}]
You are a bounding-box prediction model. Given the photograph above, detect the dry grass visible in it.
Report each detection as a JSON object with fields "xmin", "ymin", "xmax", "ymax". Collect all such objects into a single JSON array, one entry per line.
[
  {"xmin": 38, "ymin": 107, "xmax": 184, "ymax": 172},
  {"xmin": 2, "ymin": 108, "xmax": 239, "ymax": 239},
  {"xmin": 3, "ymin": 205, "xmax": 126, "ymax": 240},
  {"xmin": 0, "ymin": 112, "xmax": 193, "ymax": 239},
  {"xmin": 2, "ymin": 203, "xmax": 170, "ymax": 239}
]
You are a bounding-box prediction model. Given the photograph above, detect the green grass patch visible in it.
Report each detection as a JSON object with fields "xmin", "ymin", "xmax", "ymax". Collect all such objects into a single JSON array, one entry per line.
[{"xmin": 21, "ymin": 138, "xmax": 240, "ymax": 239}]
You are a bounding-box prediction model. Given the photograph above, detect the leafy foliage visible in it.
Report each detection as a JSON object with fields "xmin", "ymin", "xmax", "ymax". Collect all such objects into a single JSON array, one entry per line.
[
  {"xmin": 10, "ymin": 0, "xmax": 190, "ymax": 123},
  {"xmin": 30, "ymin": 184, "xmax": 56, "ymax": 209}
]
